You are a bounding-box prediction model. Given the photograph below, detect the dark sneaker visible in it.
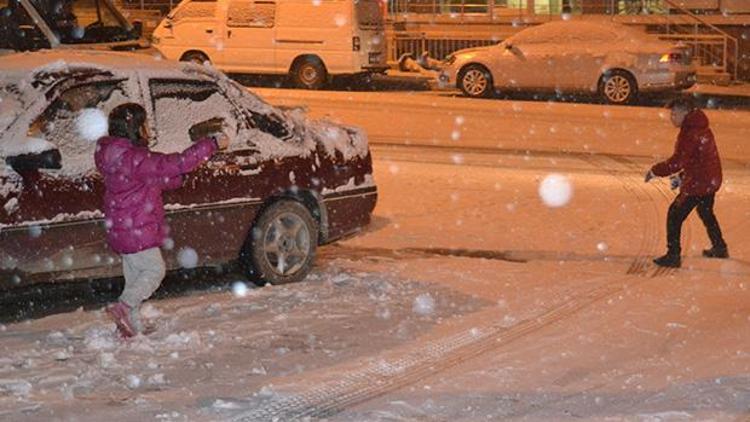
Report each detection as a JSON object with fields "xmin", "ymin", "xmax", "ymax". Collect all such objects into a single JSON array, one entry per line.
[
  {"xmin": 702, "ymin": 247, "xmax": 729, "ymax": 259},
  {"xmin": 107, "ymin": 302, "xmax": 137, "ymax": 338},
  {"xmin": 653, "ymin": 254, "xmax": 681, "ymax": 268}
]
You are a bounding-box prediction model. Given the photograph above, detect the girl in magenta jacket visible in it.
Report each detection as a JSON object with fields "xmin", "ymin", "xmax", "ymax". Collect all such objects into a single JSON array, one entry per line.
[{"xmin": 95, "ymin": 103, "xmax": 219, "ymax": 337}]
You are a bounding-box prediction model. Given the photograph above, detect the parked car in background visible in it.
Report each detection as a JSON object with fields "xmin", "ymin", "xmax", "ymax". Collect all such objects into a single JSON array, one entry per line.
[
  {"xmin": 440, "ymin": 20, "xmax": 696, "ymax": 104},
  {"xmin": 151, "ymin": 0, "xmax": 388, "ymax": 89},
  {"xmin": 0, "ymin": 51, "xmax": 377, "ymax": 289},
  {"xmin": 0, "ymin": 0, "xmax": 147, "ymax": 54}
]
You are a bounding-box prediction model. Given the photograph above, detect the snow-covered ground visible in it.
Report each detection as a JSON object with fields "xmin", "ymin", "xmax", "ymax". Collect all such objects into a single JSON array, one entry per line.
[{"xmin": 1, "ymin": 94, "xmax": 749, "ymax": 420}]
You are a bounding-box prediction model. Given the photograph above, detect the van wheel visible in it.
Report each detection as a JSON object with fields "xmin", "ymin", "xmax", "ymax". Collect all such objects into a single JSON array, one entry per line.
[
  {"xmin": 181, "ymin": 51, "xmax": 210, "ymax": 66},
  {"xmin": 241, "ymin": 200, "xmax": 318, "ymax": 285},
  {"xmin": 599, "ymin": 70, "xmax": 637, "ymax": 105},
  {"xmin": 291, "ymin": 57, "xmax": 327, "ymax": 90}
]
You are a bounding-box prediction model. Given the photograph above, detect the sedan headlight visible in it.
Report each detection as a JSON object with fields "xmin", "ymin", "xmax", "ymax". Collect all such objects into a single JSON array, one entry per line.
[{"xmin": 443, "ymin": 54, "xmax": 457, "ymax": 66}]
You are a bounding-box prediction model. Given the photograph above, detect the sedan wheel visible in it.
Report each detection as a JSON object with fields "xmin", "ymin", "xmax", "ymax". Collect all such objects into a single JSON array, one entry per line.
[
  {"xmin": 600, "ymin": 70, "xmax": 637, "ymax": 105},
  {"xmin": 242, "ymin": 200, "xmax": 318, "ymax": 285},
  {"xmin": 459, "ymin": 65, "xmax": 493, "ymax": 98}
]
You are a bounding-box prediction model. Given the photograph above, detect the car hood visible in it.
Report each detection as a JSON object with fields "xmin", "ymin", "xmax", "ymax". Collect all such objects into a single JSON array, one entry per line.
[{"xmin": 451, "ymin": 45, "xmax": 495, "ymax": 58}]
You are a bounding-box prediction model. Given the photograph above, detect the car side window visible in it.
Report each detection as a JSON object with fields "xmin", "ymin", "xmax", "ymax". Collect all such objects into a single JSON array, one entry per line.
[
  {"xmin": 27, "ymin": 79, "xmax": 130, "ymax": 174},
  {"xmin": 172, "ymin": 0, "xmax": 217, "ymax": 22},
  {"xmin": 149, "ymin": 79, "xmax": 240, "ymax": 152},
  {"xmin": 227, "ymin": 0, "xmax": 275, "ymax": 28}
]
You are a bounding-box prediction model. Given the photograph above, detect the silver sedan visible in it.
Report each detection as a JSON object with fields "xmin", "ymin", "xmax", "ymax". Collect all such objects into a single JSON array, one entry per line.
[{"xmin": 439, "ymin": 21, "xmax": 696, "ymax": 104}]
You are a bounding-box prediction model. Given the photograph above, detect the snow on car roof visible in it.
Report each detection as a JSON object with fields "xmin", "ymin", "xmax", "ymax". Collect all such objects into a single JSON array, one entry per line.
[{"xmin": 0, "ymin": 50, "xmax": 195, "ymax": 85}]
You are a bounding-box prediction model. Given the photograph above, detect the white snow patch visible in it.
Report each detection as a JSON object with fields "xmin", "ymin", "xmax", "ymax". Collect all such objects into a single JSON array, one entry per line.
[
  {"xmin": 4, "ymin": 197, "xmax": 18, "ymax": 215},
  {"xmin": 2, "ymin": 136, "xmax": 57, "ymax": 157},
  {"xmin": 412, "ymin": 293, "xmax": 435, "ymax": 316},
  {"xmin": 0, "ymin": 379, "xmax": 32, "ymax": 397},
  {"xmin": 126, "ymin": 374, "xmax": 142, "ymax": 389}
]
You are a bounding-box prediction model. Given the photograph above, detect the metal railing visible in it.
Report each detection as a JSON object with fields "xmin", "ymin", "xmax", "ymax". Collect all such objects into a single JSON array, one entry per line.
[
  {"xmin": 660, "ymin": 0, "xmax": 739, "ymax": 78},
  {"xmin": 388, "ymin": 33, "xmax": 499, "ymax": 62}
]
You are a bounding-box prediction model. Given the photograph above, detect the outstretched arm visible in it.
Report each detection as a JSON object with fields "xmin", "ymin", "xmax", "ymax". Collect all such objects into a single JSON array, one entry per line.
[
  {"xmin": 132, "ymin": 137, "xmax": 217, "ymax": 182},
  {"xmin": 651, "ymin": 133, "xmax": 694, "ymax": 177}
]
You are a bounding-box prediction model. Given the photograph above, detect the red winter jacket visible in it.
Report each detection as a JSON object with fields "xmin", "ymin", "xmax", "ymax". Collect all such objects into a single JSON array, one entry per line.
[
  {"xmin": 651, "ymin": 110, "xmax": 722, "ymax": 196},
  {"xmin": 95, "ymin": 136, "xmax": 217, "ymax": 254}
]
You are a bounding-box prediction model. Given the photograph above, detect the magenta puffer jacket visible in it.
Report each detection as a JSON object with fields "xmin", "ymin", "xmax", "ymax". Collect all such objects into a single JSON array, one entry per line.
[{"xmin": 94, "ymin": 136, "xmax": 217, "ymax": 254}]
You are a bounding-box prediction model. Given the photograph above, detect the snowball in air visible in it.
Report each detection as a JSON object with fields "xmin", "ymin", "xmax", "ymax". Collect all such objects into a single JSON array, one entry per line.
[
  {"xmin": 76, "ymin": 108, "xmax": 108, "ymax": 142},
  {"xmin": 231, "ymin": 281, "xmax": 249, "ymax": 297},
  {"xmin": 177, "ymin": 247, "xmax": 199, "ymax": 269},
  {"xmin": 538, "ymin": 173, "xmax": 573, "ymax": 208}
]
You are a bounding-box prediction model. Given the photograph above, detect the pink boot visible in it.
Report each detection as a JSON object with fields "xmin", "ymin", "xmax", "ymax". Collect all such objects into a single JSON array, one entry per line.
[{"xmin": 107, "ymin": 302, "xmax": 137, "ymax": 338}]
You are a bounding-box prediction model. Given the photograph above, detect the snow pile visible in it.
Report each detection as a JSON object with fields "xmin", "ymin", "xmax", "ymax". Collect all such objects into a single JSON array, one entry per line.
[
  {"xmin": 1, "ymin": 136, "xmax": 56, "ymax": 157},
  {"xmin": 412, "ymin": 293, "xmax": 436, "ymax": 316},
  {"xmin": 75, "ymin": 108, "xmax": 108, "ymax": 142},
  {"xmin": 538, "ymin": 173, "xmax": 573, "ymax": 208}
]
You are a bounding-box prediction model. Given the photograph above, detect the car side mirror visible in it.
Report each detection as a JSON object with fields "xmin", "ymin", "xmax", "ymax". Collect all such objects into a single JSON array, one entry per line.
[{"xmin": 6, "ymin": 149, "xmax": 62, "ymax": 172}]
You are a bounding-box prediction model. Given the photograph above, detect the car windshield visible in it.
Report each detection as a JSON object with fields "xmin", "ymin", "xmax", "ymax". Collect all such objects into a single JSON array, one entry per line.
[{"xmin": 30, "ymin": 0, "xmax": 135, "ymax": 44}]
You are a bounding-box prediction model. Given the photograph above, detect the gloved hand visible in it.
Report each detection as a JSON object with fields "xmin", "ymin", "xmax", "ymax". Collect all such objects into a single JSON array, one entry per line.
[
  {"xmin": 644, "ymin": 170, "xmax": 655, "ymax": 183},
  {"xmin": 669, "ymin": 174, "xmax": 681, "ymax": 190}
]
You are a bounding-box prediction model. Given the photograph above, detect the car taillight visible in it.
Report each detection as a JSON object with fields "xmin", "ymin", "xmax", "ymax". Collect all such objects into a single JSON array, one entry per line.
[
  {"xmin": 353, "ymin": 36, "xmax": 361, "ymax": 52},
  {"xmin": 660, "ymin": 52, "xmax": 682, "ymax": 64}
]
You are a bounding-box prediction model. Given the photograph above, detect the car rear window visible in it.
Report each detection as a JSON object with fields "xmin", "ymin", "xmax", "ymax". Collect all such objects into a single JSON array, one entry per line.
[{"xmin": 356, "ymin": 0, "xmax": 383, "ymax": 29}]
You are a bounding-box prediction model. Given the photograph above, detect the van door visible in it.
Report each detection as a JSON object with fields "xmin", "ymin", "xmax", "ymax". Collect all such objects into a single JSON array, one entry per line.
[{"xmin": 220, "ymin": 0, "xmax": 276, "ymax": 73}]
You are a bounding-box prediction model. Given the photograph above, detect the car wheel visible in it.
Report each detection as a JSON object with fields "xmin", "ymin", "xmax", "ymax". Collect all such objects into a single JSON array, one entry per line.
[
  {"xmin": 242, "ymin": 200, "xmax": 318, "ymax": 285},
  {"xmin": 599, "ymin": 70, "xmax": 637, "ymax": 105},
  {"xmin": 458, "ymin": 64, "xmax": 494, "ymax": 98},
  {"xmin": 180, "ymin": 51, "xmax": 210, "ymax": 66},
  {"xmin": 291, "ymin": 57, "xmax": 327, "ymax": 90}
]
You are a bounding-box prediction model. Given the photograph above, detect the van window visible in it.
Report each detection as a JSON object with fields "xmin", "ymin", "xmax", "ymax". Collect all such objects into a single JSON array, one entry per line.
[
  {"xmin": 355, "ymin": 0, "xmax": 383, "ymax": 30},
  {"xmin": 227, "ymin": 0, "xmax": 274, "ymax": 28},
  {"xmin": 172, "ymin": 0, "xmax": 216, "ymax": 21}
]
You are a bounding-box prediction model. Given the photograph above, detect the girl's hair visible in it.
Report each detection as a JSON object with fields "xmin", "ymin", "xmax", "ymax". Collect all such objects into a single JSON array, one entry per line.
[
  {"xmin": 108, "ymin": 103, "xmax": 147, "ymax": 143},
  {"xmin": 666, "ymin": 95, "xmax": 698, "ymax": 112}
]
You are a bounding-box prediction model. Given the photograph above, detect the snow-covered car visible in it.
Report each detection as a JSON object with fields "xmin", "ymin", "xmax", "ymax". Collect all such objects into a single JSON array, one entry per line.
[
  {"xmin": 439, "ymin": 21, "xmax": 696, "ymax": 104},
  {"xmin": 0, "ymin": 50, "xmax": 377, "ymax": 288}
]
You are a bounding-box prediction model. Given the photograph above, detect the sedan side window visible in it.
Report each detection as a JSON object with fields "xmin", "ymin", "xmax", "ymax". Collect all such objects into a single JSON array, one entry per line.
[
  {"xmin": 149, "ymin": 79, "xmax": 240, "ymax": 152},
  {"xmin": 27, "ymin": 79, "xmax": 130, "ymax": 175}
]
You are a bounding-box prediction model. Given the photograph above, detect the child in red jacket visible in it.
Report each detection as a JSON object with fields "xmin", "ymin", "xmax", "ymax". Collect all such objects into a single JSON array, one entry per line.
[{"xmin": 645, "ymin": 97, "xmax": 728, "ymax": 268}]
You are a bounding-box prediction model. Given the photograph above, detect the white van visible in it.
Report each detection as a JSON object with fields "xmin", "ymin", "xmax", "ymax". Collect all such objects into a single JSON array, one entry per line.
[{"xmin": 151, "ymin": 0, "xmax": 387, "ymax": 89}]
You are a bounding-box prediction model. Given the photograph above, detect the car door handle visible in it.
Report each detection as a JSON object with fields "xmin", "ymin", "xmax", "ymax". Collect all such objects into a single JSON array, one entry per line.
[
  {"xmin": 205, "ymin": 28, "xmax": 213, "ymax": 34},
  {"xmin": 227, "ymin": 30, "xmax": 232, "ymax": 38}
]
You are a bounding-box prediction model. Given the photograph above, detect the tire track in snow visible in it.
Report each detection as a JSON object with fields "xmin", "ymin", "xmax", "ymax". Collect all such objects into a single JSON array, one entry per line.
[{"xmin": 228, "ymin": 275, "xmax": 642, "ymax": 421}]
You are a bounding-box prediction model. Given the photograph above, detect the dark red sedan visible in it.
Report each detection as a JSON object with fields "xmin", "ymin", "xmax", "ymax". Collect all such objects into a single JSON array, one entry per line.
[{"xmin": 0, "ymin": 51, "xmax": 376, "ymax": 287}]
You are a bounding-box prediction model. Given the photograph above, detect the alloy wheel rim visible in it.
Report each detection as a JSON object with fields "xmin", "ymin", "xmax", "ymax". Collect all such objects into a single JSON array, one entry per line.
[
  {"xmin": 604, "ymin": 75, "xmax": 631, "ymax": 103},
  {"xmin": 262, "ymin": 212, "xmax": 311, "ymax": 276},
  {"xmin": 463, "ymin": 69, "xmax": 488, "ymax": 96}
]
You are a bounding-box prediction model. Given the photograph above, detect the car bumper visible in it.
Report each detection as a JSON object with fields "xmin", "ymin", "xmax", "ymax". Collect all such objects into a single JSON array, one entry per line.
[
  {"xmin": 362, "ymin": 64, "xmax": 390, "ymax": 73},
  {"xmin": 640, "ymin": 70, "xmax": 697, "ymax": 92}
]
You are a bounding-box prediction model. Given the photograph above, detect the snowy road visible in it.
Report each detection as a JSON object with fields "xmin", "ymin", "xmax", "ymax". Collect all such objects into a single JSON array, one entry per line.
[{"xmin": 1, "ymin": 108, "xmax": 749, "ymax": 420}]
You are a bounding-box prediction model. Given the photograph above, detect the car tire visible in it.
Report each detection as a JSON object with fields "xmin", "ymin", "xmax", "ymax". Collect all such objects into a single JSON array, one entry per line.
[
  {"xmin": 241, "ymin": 200, "xmax": 318, "ymax": 286},
  {"xmin": 291, "ymin": 57, "xmax": 327, "ymax": 90},
  {"xmin": 599, "ymin": 70, "xmax": 637, "ymax": 105},
  {"xmin": 458, "ymin": 64, "xmax": 494, "ymax": 98},
  {"xmin": 180, "ymin": 51, "xmax": 210, "ymax": 66}
]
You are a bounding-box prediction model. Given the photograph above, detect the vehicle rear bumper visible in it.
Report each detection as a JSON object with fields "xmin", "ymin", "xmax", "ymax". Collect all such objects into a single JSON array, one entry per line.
[{"xmin": 640, "ymin": 70, "xmax": 697, "ymax": 92}]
